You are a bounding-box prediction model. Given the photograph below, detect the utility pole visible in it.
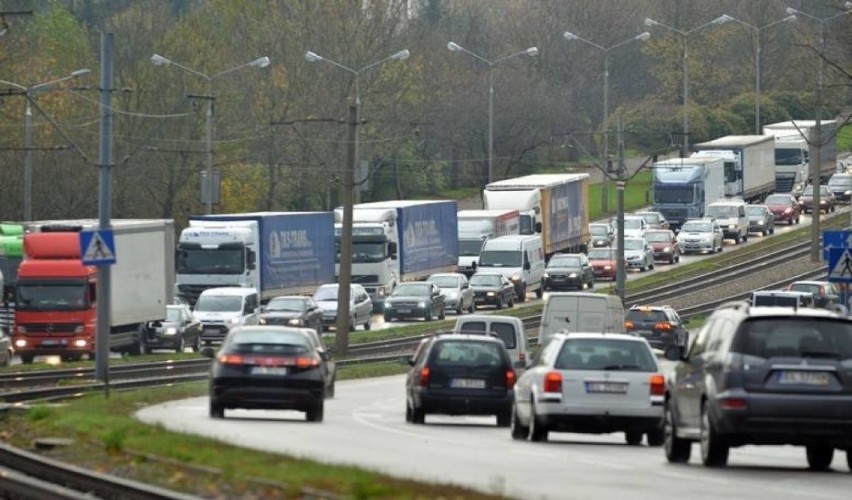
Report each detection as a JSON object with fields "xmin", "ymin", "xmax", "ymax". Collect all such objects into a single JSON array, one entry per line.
[
  {"xmin": 335, "ymin": 103, "xmax": 357, "ymax": 357},
  {"xmin": 615, "ymin": 115, "xmax": 627, "ymax": 302},
  {"xmin": 96, "ymin": 33, "xmax": 114, "ymax": 396}
]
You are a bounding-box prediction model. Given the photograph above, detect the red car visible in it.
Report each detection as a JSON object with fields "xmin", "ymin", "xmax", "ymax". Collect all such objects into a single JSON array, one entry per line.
[
  {"xmin": 644, "ymin": 229, "xmax": 681, "ymax": 264},
  {"xmin": 763, "ymin": 193, "xmax": 801, "ymax": 225},
  {"xmin": 587, "ymin": 247, "xmax": 619, "ymax": 280}
]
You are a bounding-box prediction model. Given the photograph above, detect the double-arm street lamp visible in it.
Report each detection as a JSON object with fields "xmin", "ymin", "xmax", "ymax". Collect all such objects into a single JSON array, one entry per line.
[
  {"xmin": 644, "ymin": 15, "xmax": 732, "ymax": 157},
  {"xmin": 563, "ymin": 31, "xmax": 650, "ymax": 212},
  {"xmin": 446, "ymin": 42, "xmax": 539, "ymax": 186},
  {"xmin": 0, "ymin": 68, "xmax": 92, "ymax": 221},
  {"xmin": 785, "ymin": 2, "xmax": 852, "ymax": 262},
  {"xmin": 720, "ymin": 14, "xmax": 796, "ymax": 134},
  {"xmin": 150, "ymin": 54, "xmax": 270, "ymax": 215},
  {"xmin": 304, "ymin": 48, "xmax": 409, "ymax": 356}
]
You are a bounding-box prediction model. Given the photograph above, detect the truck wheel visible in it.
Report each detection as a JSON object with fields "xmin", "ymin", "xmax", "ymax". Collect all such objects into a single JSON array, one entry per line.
[
  {"xmin": 518, "ymin": 285, "xmax": 527, "ymax": 303},
  {"xmin": 175, "ymin": 335, "xmax": 186, "ymax": 353},
  {"xmin": 20, "ymin": 354, "xmax": 34, "ymax": 365}
]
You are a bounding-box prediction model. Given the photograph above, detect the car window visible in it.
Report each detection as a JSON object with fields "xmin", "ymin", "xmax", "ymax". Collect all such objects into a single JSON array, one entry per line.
[
  {"xmin": 548, "ymin": 255, "xmax": 582, "ymax": 267},
  {"xmin": 431, "ymin": 340, "xmax": 505, "ymax": 367},
  {"xmin": 490, "ymin": 323, "xmax": 518, "ymax": 349},
  {"xmin": 731, "ymin": 318, "xmax": 852, "ymax": 360},
  {"xmin": 226, "ymin": 330, "xmax": 311, "ymax": 354},
  {"xmin": 554, "ymin": 339, "xmax": 656, "ymax": 371},
  {"xmin": 688, "ymin": 321, "xmax": 713, "ymax": 357},
  {"xmin": 789, "ymin": 283, "xmax": 822, "ymax": 296},
  {"xmin": 267, "ymin": 298, "xmax": 306, "ymax": 312},
  {"xmin": 765, "ymin": 195, "xmax": 791, "ymax": 205},
  {"xmin": 626, "ymin": 309, "xmax": 668, "ymax": 323},
  {"xmin": 458, "ymin": 321, "xmax": 487, "ymax": 334},
  {"xmin": 470, "ymin": 274, "xmax": 501, "ymax": 286}
]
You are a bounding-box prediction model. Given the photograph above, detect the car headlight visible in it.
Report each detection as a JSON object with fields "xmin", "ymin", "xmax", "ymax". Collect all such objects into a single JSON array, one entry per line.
[
  {"xmin": 164, "ymin": 327, "xmax": 178, "ymax": 335},
  {"xmin": 486, "ymin": 291, "xmax": 496, "ymax": 297},
  {"xmin": 228, "ymin": 317, "xmax": 240, "ymax": 325},
  {"xmin": 384, "ymin": 303, "xmax": 393, "ymax": 309},
  {"xmin": 288, "ymin": 318, "xmax": 304, "ymax": 326},
  {"xmin": 258, "ymin": 318, "xmax": 267, "ymax": 325},
  {"xmin": 418, "ymin": 301, "xmax": 427, "ymax": 308},
  {"xmin": 543, "ymin": 272, "xmax": 550, "ymax": 278},
  {"xmin": 784, "ymin": 207, "xmax": 792, "ymax": 213},
  {"xmin": 568, "ymin": 273, "xmax": 578, "ymax": 278},
  {"xmin": 845, "ymin": 190, "xmax": 851, "ymax": 196},
  {"xmin": 603, "ymin": 265, "xmax": 612, "ymax": 270},
  {"xmin": 820, "ymin": 200, "xmax": 828, "ymax": 205},
  {"xmin": 448, "ymin": 291, "xmax": 459, "ymax": 299},
  {"xmin": 757, "ymin": 220, "xmax": 764, "ymax": 225},
  {"xmin": 377, "ymin": 288, "xmax": 386, "ymax": 297},
  {"xmin": 663, "ymin": 247, "xmax": 671, "ymax": 252},
  {"xmin": 74, "ymin": 339, "xmax": 87, "ymax": 347},
  {"xmin": 510, "ymin": 274, "xmax": 521, "ymax": 282},
  {"xmin": 728, "ymin": 224, "xmax": 736, "ymax": 230}
]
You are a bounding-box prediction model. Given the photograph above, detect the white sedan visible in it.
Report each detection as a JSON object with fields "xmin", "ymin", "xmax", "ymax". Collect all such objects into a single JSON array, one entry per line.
[{"xmin": 511, "ymin": 332, "xmax": 665, "ymax": 446}]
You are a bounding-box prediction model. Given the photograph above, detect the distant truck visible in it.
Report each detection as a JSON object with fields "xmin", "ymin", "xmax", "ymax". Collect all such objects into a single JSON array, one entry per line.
[
  {"xmin": 652, "ymin": 157, "xmax": 726, "ymax": 230},
  {"xmin": 335, "ymin": 200, "xmax": 458, "ymax": 310},
  {"xmin": 0, "ymin": 224, "xmax": 24, "ymax": 334},
  {"xmin": 175, "ymin": 212, "xmax": 335, "ymax": 306},
  {"xmin": 482, "ymin": 174, "xmax": 590, "ymax": 257},
  {"xmin": 763, "ymin": 120, "xmax": 837, "ymax": 195},
  {"xmin": 456, "ymin": 209, "xmax": 520, "ymax": 276},
  {"xmin": 692, "ymin": 135, "xmax": 775, "ymax": 203},
  {"xmin": 13, "ymin": 219, "xmax": 175, "ymax": 363}
]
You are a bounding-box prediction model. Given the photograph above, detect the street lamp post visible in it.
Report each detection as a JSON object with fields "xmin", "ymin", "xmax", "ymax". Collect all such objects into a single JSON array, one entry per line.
[
  {"xmin": 0, "ymin": 69, "xmax": 91, "ymax": 221},
  {"xmin": 446, "ymin": 42, "xmax": 538, "ymax": 186},
  {"xmin": 645, "ymin": 16, "xmax": 732, "ymax": 157},
  {"xmin": 721, "ymin": 14, "xmax": 796, "ymax": 134},
  {"xmin": 304, "ymin": 49, "xmax": 409, "ymax": 356},
  {"xmin": 150, "ymin": 54, "xmax": 270, "ymax": 215},
  {"xmin": 785, "ymin": 2, "xmax": 852, "ymax": 262},
  {"xmin": 563, "ymin": 31, "xmax": 650, "ymax": 212}
]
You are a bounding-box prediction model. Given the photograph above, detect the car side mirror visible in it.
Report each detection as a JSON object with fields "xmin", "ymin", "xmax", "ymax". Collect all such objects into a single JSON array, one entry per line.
[
  {"xmin": 407, "ymin": 356, "xmax": 417, "ymax": 366},
  {"xmin": 200, "ymin": 346, "xmax": 217, "ymax": 359},
  {"xmin": 523, "ymin": 261, "xmax": 531, "ymax": 270},
  {"xmin": 665, "ymin": 345, "xmax": 685, "ymax": 361},
  {"xmin": 319, "ymin": 350, "xmax": 331, "ymax": 361}
]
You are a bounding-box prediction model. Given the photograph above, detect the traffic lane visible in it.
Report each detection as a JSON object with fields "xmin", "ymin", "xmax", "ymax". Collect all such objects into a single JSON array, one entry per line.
[{"xmin": 137, "ymin": 375, "xmax": 850, "ymax": 500}]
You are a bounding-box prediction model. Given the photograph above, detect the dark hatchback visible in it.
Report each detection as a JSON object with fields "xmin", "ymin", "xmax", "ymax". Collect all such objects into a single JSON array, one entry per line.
[
  {"xmin": 383, "ymin": 282, "xmax": 446, "ymax": 322},
  {"xmin": 543, "ymin": 253, "xmax": 594, "ymax": 291},
  {"xmin": 203, "ymin": 326, "xmax": 330, "ymax": 422},
  {"xmin": 469, "ymin": 272, "xmax": 515, "ymax": 309},
  {"xmin": 258, "ymin": 296, "xmax": 324, "ymax": 332},
  {"xmin": 145, "ymin": 304, "xmax": 201, "ymax": 353},
  {"xmin": 406, "ymin": 334, "xmax": 516, "ymax": 426},
  {"xmin": 625, "ymin": 305, "xmax": 688, "ymax": 351}
]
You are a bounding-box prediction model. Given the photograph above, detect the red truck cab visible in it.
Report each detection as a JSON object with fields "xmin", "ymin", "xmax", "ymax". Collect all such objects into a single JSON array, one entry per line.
[{"xmin": 13, "ymin": 232, "xmax": 97, "ymax": 363}]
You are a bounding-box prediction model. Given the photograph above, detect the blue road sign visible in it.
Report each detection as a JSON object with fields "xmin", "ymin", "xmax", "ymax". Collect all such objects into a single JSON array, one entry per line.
[
  {"xmin": 823, "ymin": 230, "xmax": 852, "ymax": 261},
  {"xmin": 827, "ymin": 247, "xmax": 852, "ymax": 283},
  {"xmin": 80, "ymin": 230, "xmax": 117, "ymax": 266}
]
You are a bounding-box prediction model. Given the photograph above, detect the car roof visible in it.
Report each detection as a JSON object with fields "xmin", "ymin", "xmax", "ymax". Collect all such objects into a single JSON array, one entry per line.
[
  {"xmin": 629, "ymin": 304, "xmax": 674, "ymax": 311},
  {"xmin": 790, "ymin": 280, "xmax": 831, "ymax": 286},
  {"xmin": 429, "ymin": 273, "xmax": 464, "ymax": 278},
  {"xmin": 269, "ymin": 295, "xmax": 309, "ymax": 300},
  {"xmin": 744, "ymin": 306, "xmax": 845, "ymax": 319},
  {"xmin": 457, "ymin": 314, "xmax": 523, "ymax": 324},
  {"xmin": 200, "ymin": 287, "xmax": 257, "ymax": 296},
  {"xmin": 432, "ymin": 333, "xmax": 507, "ymax": 344},
  {"xmin": 552, "ymin": 332, "xmax": 648, "ymax": 343}
]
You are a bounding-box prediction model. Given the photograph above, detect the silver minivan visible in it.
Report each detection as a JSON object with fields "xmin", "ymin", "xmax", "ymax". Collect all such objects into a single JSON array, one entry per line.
[
  {"xmin": 453, "ymin": 314, "xmax": 529, "ymax": 370},
  {"xmin": 538, "ymin": 292, "xmax": 626, "ymax": 345}
]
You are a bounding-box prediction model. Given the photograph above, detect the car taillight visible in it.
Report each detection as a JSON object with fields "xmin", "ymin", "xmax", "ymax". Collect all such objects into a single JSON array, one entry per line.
[
  {"xmin": 506, "ymin": 370, "xmax": 516, "ymax": 388},
  {"xmin": 654, "ymin": 322, "xmax": 672, "ymax": 331},
  {"xmin": 543, "ymin": 372, "xmax": 562, "ymax": 393},
  {"xmin": 419, "ymin": 367, "xmax": 430, "ymax": 387},
  {"xmin": 720, "ymin": 398, "xmax": 747, "ymax": 410},
  {"xmin": 218, "ymin": 354, "xmax": 247, "ymax": 365},
  {"xmin": 296, "ymin": 355, "xmax": 321, "ymax": 368},
  {"xmin": 649, "ymin": 374, "xmax": 665, "ymax": 396},
  {"xmin": 624, "ymin": 320, "xmax": 635, "ymax": 330}
]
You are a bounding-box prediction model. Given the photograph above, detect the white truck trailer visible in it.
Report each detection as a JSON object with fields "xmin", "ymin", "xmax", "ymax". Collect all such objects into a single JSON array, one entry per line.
[
  {"xmin": 693, "ymin": 135, "xmax": 775, "ymax": 203},
  {"xmin": 763, "ymin": 120, "xmax": 837, "ymax": 195},
  {"xmin": 456, "ymin": 209, "xmax": 520, "ymax": 276}
]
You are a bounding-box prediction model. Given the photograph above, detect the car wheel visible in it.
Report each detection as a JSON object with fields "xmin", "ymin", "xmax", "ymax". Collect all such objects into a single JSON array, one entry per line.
[
  {"xmin": 425, "ymin": 308, "xmax": 433, "ymax": 321},
  {"xmin": 175, "ymin": 335, "xmax": 185, "ymax": 354},
  {"xmin": 497, "ymin": 296, "xmax": 504, "ymax": 310},
  {"xmin": 384, "ymin": 314, "xmax": 393, "ymax": 323},
  {"xmin": 405, "ymin": 401, "xmax": 413, "ymax": 422},
  {"xmin": 806, "ymin": 445, "xmax": 834, "ymax": 471},
  {"xmin": 846, "ymin": 449, "xmax": 852, "ymax": 472},
  {"xmin": 510, "ymin": 404, "xmax": 529, "ymax": 440},
  {"xmin": 364, "ymin": 315, "xmax": 372, "ymax": 331},
  {"xmin": 625, "ymin": 431, "xmax": 643, "ymax": 446},
  {"xmin": 649, "ymin": 261, "xmax": 654, "ymax": 270},
  {"xmin": 326, "ymin": 378, "xmax": 336, "ymax": 399},
  {"xmin": 496, "ymin": 410, "xmax": 511, "ymax": 428},
  {"xmin": 468, "ymin": 302, "xmax": 475, "ymax": 314},
  {"xmin": 209, "ymin": 401, "xmax": 224, "ymax": 419},
  {"xmin": 19, "ymin": 353, "xmax": 33, "ymax": 365},
  {"xmin": 743, "ymin": 233, "xmax": 748, "ymax": 243},
  {"xmin": 535, "ymin": 285, "xmax": 544, "ymax": 299},
  {"xmin": 192, "ymin": 334, "xmax": 201, "ymax": 353},
  {"xmin": 700, "ymin": 402, "xmax": 729, "ymax": 467},
  {"xmin": 647, "ymin": 424, "xmax": 665, "ymax": 447},
  {"xmin": 411, "ymin": 405, "xmax": 425, "ymax": 424},
  {"xmin": 306, "ymin": 401, "xmax": 324, "ymax": 423},
  {"xmin": 456, "ymin": 303, "xmax": 464, "ymax": 315},
  {"xmin": 664, "ymin": 401, "xmax": 691, "ymax": 463},
  {"xmin": 438, "ymin": 305, "xmax": 446, "ymax": 320},
  {"xmin": 508, "ymin": 295, "xmax": 514, "ymax": 308},
  {"xmin": 640, "ymin": 262, "xmax": 647, "ymax": 272},
  {"xmin": 528, "ymin": 401, "xmax": 548, "ymax": 442},
  {"xmin": 518, "ymin": 285, "xmax": 527, "ymax": 303}
]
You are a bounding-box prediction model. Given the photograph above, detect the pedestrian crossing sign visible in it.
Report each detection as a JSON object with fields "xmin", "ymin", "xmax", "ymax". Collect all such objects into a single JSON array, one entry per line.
[
  {"xmin": 80, "ymin": 229, "xmax": 116, "ymax": 266},
  {"xmin": 827, "ymin": 248, "xmax": 852, "ymax": 283}
]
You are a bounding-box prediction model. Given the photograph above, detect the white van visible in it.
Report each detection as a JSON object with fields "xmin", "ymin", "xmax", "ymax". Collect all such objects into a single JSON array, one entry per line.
[
  {"xmin": 705, "ymin": 199, "xmax": 748, "ymax": 244},
  {"xmin": 475, "ymin": 235, "xmax": 545, "ymax": 302},
  {"xmin": 194, "ymin": 287, "xmax": 260, "ymax": 344},
  {"xmin": 453, "ymin": 314, "xmax": 530, "ymax": 370},
  {"xmin": 538, "ymin": 292, "xmax": 626, "ymax": 345}
]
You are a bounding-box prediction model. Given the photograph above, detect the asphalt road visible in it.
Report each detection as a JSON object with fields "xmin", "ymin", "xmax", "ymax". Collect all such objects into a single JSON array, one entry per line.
[{"xmin": 137, "ymin": 373, "xmax": 851, "ymax": 500}]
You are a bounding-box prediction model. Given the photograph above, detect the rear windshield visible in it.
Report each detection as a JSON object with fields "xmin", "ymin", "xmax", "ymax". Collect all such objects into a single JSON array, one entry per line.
[
  {"xmin": 752, "ymin": 294, "xmax": 807, "ymax": 307},
  {"xmin": 731, "ymin": 318, "xmax": 852, "ymax": 359},
  {"xmin": 789, "ymin": 283, "xmax": 823, "ymax": 296},
  {"xmin": 227, "ymin": 330, "xmax": 311, "ymax": 355},
  {"xmin": 457, "ymin": 322, "xmax": 517, "ymax": 349},
  {"xmin": 431, "ymin": 340, "xmax": 506, "ymax": 367},
  {"xmin": 626, "ymin": 309, "xmax": 667, "ymax": 323},
  {"xmin": 554, "ymin": 339, "xmax": 656, "ymax": 371}
]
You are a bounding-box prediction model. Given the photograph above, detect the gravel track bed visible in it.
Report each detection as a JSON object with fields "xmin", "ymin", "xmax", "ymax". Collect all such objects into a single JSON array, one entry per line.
[{"xmin": 663, "ymin": 255, "xmax": 826, "ymax": 311}]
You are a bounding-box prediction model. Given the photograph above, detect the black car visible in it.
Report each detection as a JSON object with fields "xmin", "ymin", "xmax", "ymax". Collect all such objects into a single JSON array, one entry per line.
[
  {"xmin": 469, "ymin": 272, "xmax": 515, "ymax": 309},
  {"xmin": 664, "ymin": 303, "xmax": 852, "ymax": 470},
  {"xmin": 589, "ymin": 223, "xmax": 614, "ymax": 248},
  {"xmin": 405, "ymin": 333, "xmax": 516, "ymax": 426},
  {"xmin": 144, "ymin": 304, "xmax": 201, "ymax": 353},
  {"xmin": 745, "ymin": 204, "xmax": 775, "ymax": 236},
  {"xmin": 383, "ymin": 282, "xmax": 446, "ymax": 322},
  {"xmin": 259, "ymin": 296, "xmax": 324, "ymax": 333},
  {"xmin": 543, "ymin": 253, "xmax": 595, "ymax": 291},
  {"xmin": 624, "ymin": 305, "xmax": 688, "ymax": 351},
  {"xmin": 203, "ymin": 326, "xmax": 331, "ymax": 422}
]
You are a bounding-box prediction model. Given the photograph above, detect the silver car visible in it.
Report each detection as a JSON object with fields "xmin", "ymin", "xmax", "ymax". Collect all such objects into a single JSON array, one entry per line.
[
  {"xmin": 511, "ymin": 332, "xmax": 665, "ymax": 446},
  {"xmin": 427, "ymin": 272, "xmax": 474, "ymax": 315},
  {"xmin": 622, "ymin": 237, "xmax": 655, "ymax": 271},
  {"xmin": 676, "ymin": 218, "xmax": 724, "ymax": 254},
  {"xmin": 313, "ymin": 283, "xmax": 373, "ymax": 332}
]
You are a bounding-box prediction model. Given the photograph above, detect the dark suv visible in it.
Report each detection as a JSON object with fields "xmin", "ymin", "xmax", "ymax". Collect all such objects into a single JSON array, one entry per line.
[
  {"xmin": 663, "ymin": 302, "xmax": 852, "ymax": 471},
  {"xmin": 625, "ymin": 305, "xmax": 688, "ymax": 351},
  {"xmin": 405, "ymin": 333, "xmax": 516, "ymax": 426}
]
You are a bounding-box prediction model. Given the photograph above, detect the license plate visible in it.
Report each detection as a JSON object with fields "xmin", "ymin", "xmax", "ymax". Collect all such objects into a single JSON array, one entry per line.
[
  {"xmin": 585, "ymin": 382, "xmax": 628, "ymax": 394},
  {"xmin": 204, "ymin": 328, "xmax": 218, "ymax": 334},
  {"xmin": 41, "ymin": 339, "xmax": 61, "ymax": 346},
  {"xmin": 450, "ymin": 378, "xmax": 486, "ymax": 389},
  {"xmin": 251, "ymin": 366, "xmax": 289, "ymax": 376},
  {"xmin": 397, "ymin": 309, "xmax": 411, "ymax": 314},
  {"xmin": 777, "ymin": 371, "xmax": 829, "ymax": 386}
]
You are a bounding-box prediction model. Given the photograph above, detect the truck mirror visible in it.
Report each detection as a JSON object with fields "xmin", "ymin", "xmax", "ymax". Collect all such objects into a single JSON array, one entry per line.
[
  {"xmin": 471, "ymin": 260, "xmax": 477, "ymax": 269},
  {"xmin": 534, "ymin": 222, "xmax": 542, "ymax": 233},
  {"xmin": 247, "ymin": 250, "xmax": 257, "ymax": 270},
  {"xmin": 524, "ymin": 261, "xmax": 531, "ymax": 271},
  {"xmin": 388, "ymin": 241, "xmax": 398, "ymax": 258}
]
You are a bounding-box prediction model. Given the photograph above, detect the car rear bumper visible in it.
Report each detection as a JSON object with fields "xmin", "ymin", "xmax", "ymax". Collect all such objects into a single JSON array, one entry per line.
[
  {"xmin": 417, "ymin": 390, "xmax": 513, "ymax": 416},
  {"xmin": 211, "ymin": 382, "xmax": 324, "ymax": 411},
  {"xmin": 536, "ymin": 411, "xmax": 662, "ymax": 434}
]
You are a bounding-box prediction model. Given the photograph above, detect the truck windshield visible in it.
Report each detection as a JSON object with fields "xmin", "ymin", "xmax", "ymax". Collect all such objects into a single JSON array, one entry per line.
[
  {"xmin": 775, "ymin": 148, "xmax": 804, "ymax": 166},
  {"xmin": 519, "ymin": 215, "xmax": 534, "ymax": 235},
  {"xmin": 17, "ymin": 281, "xmax": 88, "ymax": 311},
  {"xmin": 176, "ymin": 248, "xmax": 244, "ymax": 275},
  {"xmin": 478, "ymin": 251, "xmax": 522, "ymax": 267},
  {"xmin": 349, "ymin": 242, "xmax": 386, "ymax": 263},
  {"xmin": 653, "ymin": 187, "xmax": 693, "ymax": 204},
  {"xmin": 459, "ymin": 239, "xmax": 486, "ymax": 256}
]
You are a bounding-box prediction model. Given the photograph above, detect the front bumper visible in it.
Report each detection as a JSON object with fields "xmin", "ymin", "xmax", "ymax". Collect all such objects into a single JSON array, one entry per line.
[
  {"xmin": 679, "ymin": 241, "xmax": 713, "ymax": 253},
  {"xmin": 592, "ymin": 267, "xmax": 616, "ymax": 280},
  {"xmin": 473, "ymin": 292, "xmax": 503, "ymax": 307},
  {"xmin": 544, "ymin": 275, "xmax": 582, "ymax": 290},
  {"xmin": 747, "ymin": 221, "xmax": 768, "ymax": 232},
  {"xmin": 200, "ymin": 324, "xmax": 231, "ymax": 343},
  {"xmin": 652, "ymin": 250, "xmax": 675, "ymax": 261},
  {"xmin": 384, "ymin": 304, "xmax": 430, "ymax": 319}
]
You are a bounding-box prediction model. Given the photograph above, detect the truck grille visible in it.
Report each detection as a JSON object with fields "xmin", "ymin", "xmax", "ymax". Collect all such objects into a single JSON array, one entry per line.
[
  {"xmin": 18, "ymin": 323, "xmax": 82, "ymax": 333},
  {"xmin": 775, "ymin": 174, "xmax": 795, "ymax": 193},
  {"xmin": 659, "ymin": 208, "xmax": 688, "ymax": 222},
  {"xmin": 351, "ymin": 274, "xmax": 379, "ymax": 284}
]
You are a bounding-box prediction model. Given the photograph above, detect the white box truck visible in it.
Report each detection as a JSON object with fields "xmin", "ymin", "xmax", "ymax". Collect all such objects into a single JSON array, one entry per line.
[
  {"xmin": 456, "ymin": 209, "xmax": 520, "ymax": 276},
  {"xmin": 763, "ymin": 120, "xmax": 837, "ymax": 194},
  {"xmin": 693, "ymin": 135, "xmax": 775, "ymax": 203}
]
